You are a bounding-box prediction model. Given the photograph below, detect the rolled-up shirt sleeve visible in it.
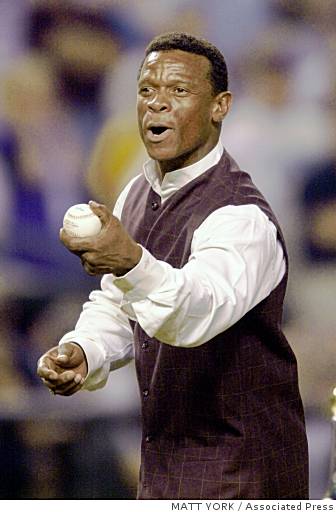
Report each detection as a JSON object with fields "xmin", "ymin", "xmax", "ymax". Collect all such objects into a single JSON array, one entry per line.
[
  {"xmin": 112, "ymin": 204, "xmax": 286, "ymax": 348},
  {"xmin": 59, "ymin": 279, "xmax": 135, "ymax": 390}
]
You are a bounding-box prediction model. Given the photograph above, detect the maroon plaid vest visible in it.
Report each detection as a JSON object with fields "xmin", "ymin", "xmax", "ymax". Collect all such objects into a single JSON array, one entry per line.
[{"xmin": 121, "ymin": 150, "xmax": 309, "ymax": 499}]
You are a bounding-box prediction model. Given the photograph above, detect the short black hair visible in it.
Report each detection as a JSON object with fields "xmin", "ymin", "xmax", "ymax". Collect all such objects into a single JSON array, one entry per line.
[{"xmin": 139, "ymin": 32, "xmax": 228, "ymax": 95}]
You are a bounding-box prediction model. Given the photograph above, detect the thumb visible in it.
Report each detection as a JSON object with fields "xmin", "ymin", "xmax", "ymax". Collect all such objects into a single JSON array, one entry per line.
[
  {"xmin": 57, "ymin": 342, "xmax": 77, "ymax": 367},
  {"xmin": 89, "ymin": 200, "xmax": 111, "ymax": 227}
]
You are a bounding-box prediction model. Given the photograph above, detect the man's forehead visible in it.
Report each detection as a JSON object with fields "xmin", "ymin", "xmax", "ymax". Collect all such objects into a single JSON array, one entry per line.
[{"xmin": 139, "ymin": 49, "xmax": 210, "ymax": 79}]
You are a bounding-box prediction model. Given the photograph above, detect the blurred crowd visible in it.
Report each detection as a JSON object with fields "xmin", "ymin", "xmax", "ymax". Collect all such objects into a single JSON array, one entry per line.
[{"xmin": 0, "ymin": 0, "xmax": 335, "ymax": 500}]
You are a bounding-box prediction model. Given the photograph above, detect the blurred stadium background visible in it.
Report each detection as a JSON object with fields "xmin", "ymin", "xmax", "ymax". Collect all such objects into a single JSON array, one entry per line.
[{"xmin": 0, "ymin": 0, "xmax": 335, "ymax": 499}]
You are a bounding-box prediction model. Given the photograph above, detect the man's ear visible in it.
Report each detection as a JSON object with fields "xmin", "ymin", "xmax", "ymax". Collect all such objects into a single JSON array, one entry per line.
[{"xmin": 212, "ymin": 91, "xmax": 232, "ymax": 123}]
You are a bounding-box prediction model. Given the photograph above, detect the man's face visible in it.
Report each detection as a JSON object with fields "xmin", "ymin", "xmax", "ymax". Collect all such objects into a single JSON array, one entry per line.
[{"xmin": 137, "ymin": 49, "xmax": 222, "ymax": 173}]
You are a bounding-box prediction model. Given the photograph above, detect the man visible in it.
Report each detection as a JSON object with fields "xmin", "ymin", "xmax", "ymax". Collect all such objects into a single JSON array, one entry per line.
[{"xmin": 37, "ymin": 32, "xmax": 309, "ymax": 499}]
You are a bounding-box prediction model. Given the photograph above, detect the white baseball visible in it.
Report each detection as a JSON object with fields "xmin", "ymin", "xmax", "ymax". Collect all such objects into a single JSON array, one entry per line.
[{"xmin": 63, "ymin": 203, "xmax": 102, "ymax": 237}]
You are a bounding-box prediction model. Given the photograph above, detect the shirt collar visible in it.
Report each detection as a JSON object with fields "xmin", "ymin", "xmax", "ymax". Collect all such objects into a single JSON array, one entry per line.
[{"xmin": 143, "ymin": 140, "xmax": 224, "ymax": 202}]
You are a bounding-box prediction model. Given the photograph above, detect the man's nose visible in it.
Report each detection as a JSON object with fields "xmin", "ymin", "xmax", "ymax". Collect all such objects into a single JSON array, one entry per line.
[{"xmin": 148, "ymin": 91, "xmax": 170, "ymax": 112}]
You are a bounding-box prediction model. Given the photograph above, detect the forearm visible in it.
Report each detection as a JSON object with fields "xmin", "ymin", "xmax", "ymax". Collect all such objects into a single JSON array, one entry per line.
[
  {"xmin": 112, "ymin": 248, "xmax": 251, "ymax": 348},
  {"xmin": 59, "ymin": 282, "xmax": 134, "ymax": 390}
]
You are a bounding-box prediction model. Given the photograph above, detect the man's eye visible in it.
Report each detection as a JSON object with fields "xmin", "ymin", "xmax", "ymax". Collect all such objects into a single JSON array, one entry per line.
[
  {"xmin": 174, "ymin": 87, "xmax": 188, "ymax": 95},
  {"xmin": 139, "ymin": 86, "xmax": 155, "ymax": 96}
]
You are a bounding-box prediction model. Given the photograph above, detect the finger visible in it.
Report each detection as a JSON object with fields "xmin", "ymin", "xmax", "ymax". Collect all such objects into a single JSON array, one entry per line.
[
  {"xmin": 40, "ymin": 369, "xmax": 73, "ymax": 388},
  {"xmin": 37, "ymin": 363, "xmax": 59, "ymax": 381},
  {"xmin": 80, "ymin": 252, "xmax": 112, "ymax": 276},
  {"xmin": 58, "ymin": 369, "xmax": 78, "ymax": 384},
  {"xmin": 59, "ymin": 228, "xmax": 94, "ymax": 252},
  {"xmin": 81, "ymin": 258, "xmax": 110, "ymax": 274},
  {"xmin": 48, "ymin": 381, "xmax": 82, "ymax": 396},
  {"xmin": 37, "ymin": 348, "xmax": 60, "ymax": 378},
  {"xmin": 52, "ymin": 374, "xmax": 85, "ymax": 396},
  {"xmin": 44, "ymin": 370, "xmax": 83, "ymax": 391},
  {"xmin": 56, "ymin": 342, "xmax": 77, "ymax": 367},
  {"xmin": 41, "ymin": 376, "xmax": 59, "ymax": 390},
  {"xmin": 54, "ymin": 380, "xmax": 84, "ymax": 396},
  {"xmin": 61, "ymin": 342, "xmax": 87, "ymax": 370},
  {"xmin": 88, "ymin": 200, "xmax": 111, "ymax": 226},
  {"xmin": 81, "ymin": 258, "xmax": 100, "ymax": 276}
]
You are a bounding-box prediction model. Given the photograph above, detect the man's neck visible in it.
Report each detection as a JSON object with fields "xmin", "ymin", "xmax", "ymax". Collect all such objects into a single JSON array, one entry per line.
[
  {"xmin": 158, "ymin": 138, "xmax": 220, "ymax": 177},
  {"xmin": 143, "ymin": 140, "xmax": 224, "ymax": 202}
]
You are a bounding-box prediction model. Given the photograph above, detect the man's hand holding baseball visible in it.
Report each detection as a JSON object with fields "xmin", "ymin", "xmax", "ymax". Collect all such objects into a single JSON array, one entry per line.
[{"xmin": 60, "ymin": 201, "xmax": 142, "ymax": 276}]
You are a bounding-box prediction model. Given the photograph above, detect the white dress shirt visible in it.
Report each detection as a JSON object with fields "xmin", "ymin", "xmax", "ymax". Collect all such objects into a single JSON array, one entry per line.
[{"xmin": 60, "ymin": 141, "xmax": 286, "ymax": 390}]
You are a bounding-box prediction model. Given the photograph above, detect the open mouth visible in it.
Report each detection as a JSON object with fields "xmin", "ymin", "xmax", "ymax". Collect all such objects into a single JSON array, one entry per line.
[
  {"xmin": 149, "ymin": 126, "xmax": 169, "ymax": 135},
  {"xmin": 147, "ymin": 125, "xmax": 172, "ymax": 143},
  {"xmin": 146, "ymin": 125, "xmax": 172, "ymax": 142}
]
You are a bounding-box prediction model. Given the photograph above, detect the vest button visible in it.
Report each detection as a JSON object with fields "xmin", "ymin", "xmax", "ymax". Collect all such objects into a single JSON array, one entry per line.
[
  {"xmin": 141, "ymin": 341, "xmax": 148, "ymax": 349},
  {"xmin": 143, "ymin": 389, "xmax": 149, "ymax": 397},
  {"xmin": 151, "ymin": 201, "xmax": 159, "ymax": 210},
  {"xmin": 145, "ymin": 435, "xmax": 152, "ymax": 443}
]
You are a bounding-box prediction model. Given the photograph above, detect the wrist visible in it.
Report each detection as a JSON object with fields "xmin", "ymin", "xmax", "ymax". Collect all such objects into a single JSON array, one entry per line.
[
  {"xmin": 114, "ymin": 244, "xmax": 143, "ymax": 276},
  {"xmin": 113, "ymin": 246, "xmax": 165, "ymax": 301},
  {"xmin": 69, "ymin": 342, "xmax": 88, "ymax": 377}
]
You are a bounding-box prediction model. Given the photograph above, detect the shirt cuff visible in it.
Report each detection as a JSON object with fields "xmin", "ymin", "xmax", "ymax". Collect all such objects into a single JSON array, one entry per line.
[
  {"xmin": 112, "ymin": 245, "xmax": 165, "ymax": 302},
  {"xmin": 59, "ymin": 332, "xmax": 107, "ymax": 379}
]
